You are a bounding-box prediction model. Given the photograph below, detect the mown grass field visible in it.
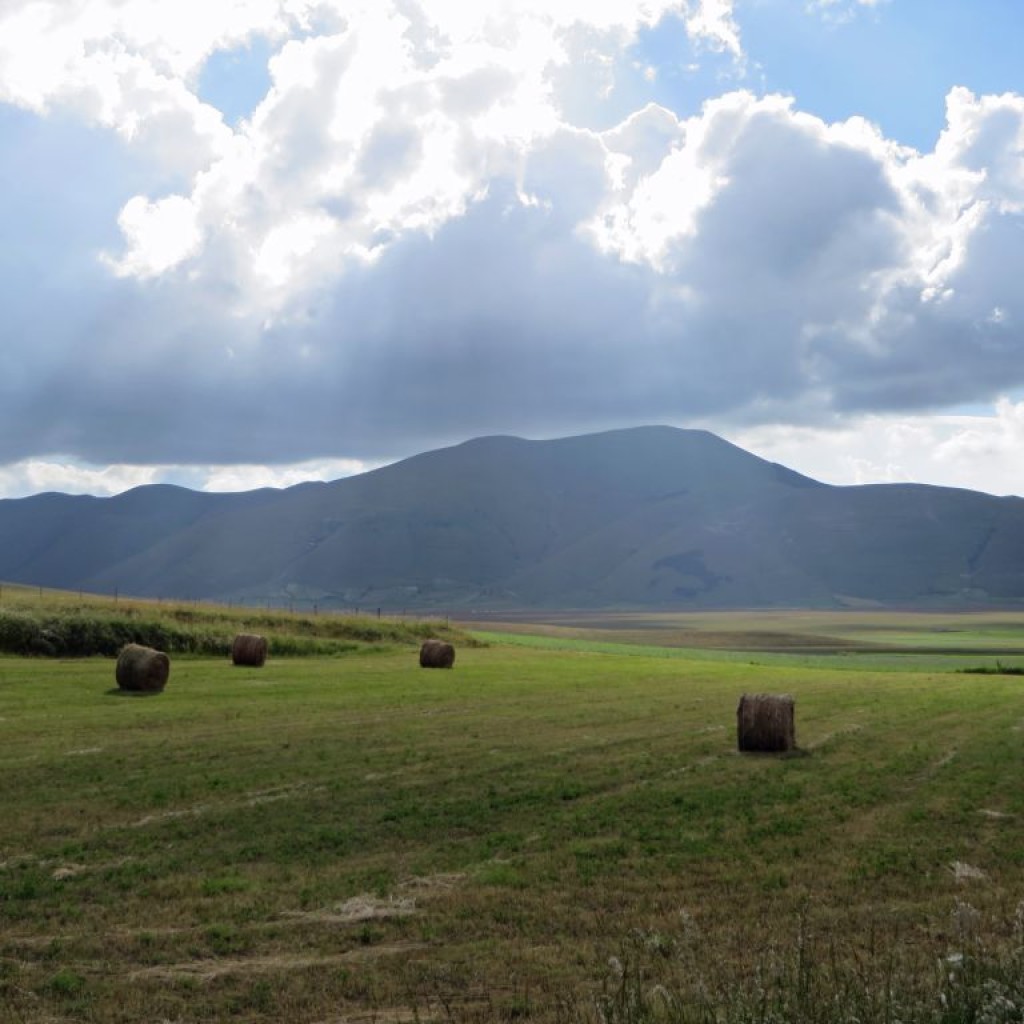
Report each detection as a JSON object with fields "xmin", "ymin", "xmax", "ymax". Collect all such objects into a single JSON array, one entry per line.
[{"xmin": 2, "ymin": 601, "xmax": 1024, "ymax": 1021}]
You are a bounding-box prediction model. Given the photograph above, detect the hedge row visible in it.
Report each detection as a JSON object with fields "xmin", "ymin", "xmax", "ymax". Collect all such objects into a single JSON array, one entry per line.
[
  {"xmin": 0, "ymin": 609, "xmax": 231, "ymax": 658},
  {"xmin": 0, "ymin": 602, "xmax": 475, "ymax": 658}
]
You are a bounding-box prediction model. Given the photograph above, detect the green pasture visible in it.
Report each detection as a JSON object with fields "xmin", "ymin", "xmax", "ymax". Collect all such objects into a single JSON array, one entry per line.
[
  {"xmin": 471, "ymin": 629, "xmax": 1024, "ymax": 675},
  {"xmin": 2, "ymin": 615, "xmax": 1024, "ymax": 1021},
  {"xmin": 468, "ymin": 608, "xmax": 1024, "ymax": 674}
]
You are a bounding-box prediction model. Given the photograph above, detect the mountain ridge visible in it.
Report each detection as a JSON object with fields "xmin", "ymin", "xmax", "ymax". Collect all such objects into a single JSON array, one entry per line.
[{"xmin": 1, "ymin": 426, "xmax": 1022, "ymax": 610}]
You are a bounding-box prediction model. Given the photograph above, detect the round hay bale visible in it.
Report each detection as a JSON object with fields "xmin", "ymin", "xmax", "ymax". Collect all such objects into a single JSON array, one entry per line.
[
  {"xmin": 231, "ymin": 633, "xmax": 268, "ymax": 667},
  {"xmin": 419, "ymin": 638, "xmax": 455, "ymax": 669},
  {"xmin": 115, "ymin": 644, "xmax": 170, "ymax": 693},
  {"xmin": 737, "ymin": 693, "xmax": 795, "ymax": 753}
]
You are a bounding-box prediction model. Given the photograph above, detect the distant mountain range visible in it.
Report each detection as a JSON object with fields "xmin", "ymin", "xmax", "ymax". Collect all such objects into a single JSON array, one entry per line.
[{"xmin": 2, "ymin": 426, "xmax": 1024, "ymax": 611}]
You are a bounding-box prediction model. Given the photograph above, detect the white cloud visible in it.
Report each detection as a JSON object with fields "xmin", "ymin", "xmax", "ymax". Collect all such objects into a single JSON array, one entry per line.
[
  {"xmin": 108, "ymin": 194, "xmax": 203, "ymax": 276},
  {"xmin": 0, "ymin": 459, "xmax": 160, "ymax": 499},
  {"xmin": 193, "ymin": 457, "xmax": 373, "ymax": 492},
  {"xmin": 937, "ymin": 87, "xmax": 1024, "ymax": 213},
  {"xmin": 0, "ymin": 456, "xmax": 372, "ymax": 499},
  {"xmin": 729, "ymin": 398, "xmax": 1024, "ymax": 497},
  {"xmin": 251, "ymin": 209, "xmax": 339, "ymax": 292},
  {"xmin": 0, "ymin": 1, "xmax": 260, "ymax": 163},
  {"xmin": 686, "ymin": 0, "xmax": 742, "ymax": 57},
  {"xmin": 0, "ymin": 0, "xmax": 290, "ymax": 110},
  {"xmin": 590, "ymin": 98, "xmax": 723, "ymax": 267},
  {"xmin": 807, "ymin": 0, "xmax": 891, "ymax": 22},
  {"xmin": 0, "ymin": 1, "xmax": 708, "ymax": 318}
]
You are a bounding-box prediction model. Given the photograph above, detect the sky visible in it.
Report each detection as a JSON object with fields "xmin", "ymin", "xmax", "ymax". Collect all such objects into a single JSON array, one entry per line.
[{"xmin": 3, "ymin": 0, "xmax": 1024, "ymax": 499}]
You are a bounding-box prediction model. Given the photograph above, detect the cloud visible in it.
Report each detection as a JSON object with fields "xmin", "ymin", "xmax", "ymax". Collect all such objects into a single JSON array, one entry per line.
[
  {"xmin": 0, "ymin": 460, "xmax": 160, "ymax": 500},
  {"xmin": 685, "ymin": 0, "xmax": 742, "ymax": 57},
  {"xmin": 195, "ymin": 458, "xmax": 371, "ymax": 492},
  {"xmin": 807, "ymin": 0, "xmax": 891, "ymax": 23},
  {"xmin": 729, "ymin": 397, "xmax": 1024, "ymax": 498},
  {"xmin": 0, "ymin": 456, "xmax": 371, "ymax": 499},
  {"xmin": 109, "ymin": 193, "xmax": 203, "ymax": 277},
  {"xmin": 2, "ymin": 2, "xmax": 1024, "ymax": 498}
]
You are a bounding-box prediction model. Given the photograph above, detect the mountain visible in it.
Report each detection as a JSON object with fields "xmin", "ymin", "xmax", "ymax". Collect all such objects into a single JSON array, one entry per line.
[{"xmin": 2, "ymin": 426, "xmax": 1024, "ymax": 610}]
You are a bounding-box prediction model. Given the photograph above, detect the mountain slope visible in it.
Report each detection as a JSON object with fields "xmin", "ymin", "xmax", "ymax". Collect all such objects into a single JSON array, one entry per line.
[
  {"xmin": 1, "ymin": 426, "xmax": 1022, "ymax": 609},
  {"xmin": 0, "ymin": 486, "xmax": 279, "ymax": 591}
]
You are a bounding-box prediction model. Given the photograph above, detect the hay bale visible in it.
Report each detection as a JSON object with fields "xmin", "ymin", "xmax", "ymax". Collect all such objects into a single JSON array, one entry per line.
[
  {"xmin": 737, "ymin": 693, "xmax": 795, "ymax": 753},
  {"xmin": 115, "ymin": 644, "xmax": 170, "ymax": 693},
  {"xmin": 231, "ymin": 633, "xmax": 268, "ymax": 667},
  {"xmin": 419, "ymin": 638, "xmax": 455, "ymax": 669}
]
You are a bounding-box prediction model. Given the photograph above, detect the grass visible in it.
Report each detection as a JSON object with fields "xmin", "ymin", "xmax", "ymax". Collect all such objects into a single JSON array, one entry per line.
[
  {"xmin": 471, "ymin": 628, "xmax": 1024, "ymax": 675},
  {"xmin": 0, "ymin": 581, "xmax": 470, "ymax": 657},
  {"xmin": 466, "ymin": 608, "xmax": 1024, "ymax": 651},
  {"xmin": 469, "ymin": 608, "xmax": 1024, "ymax": 674},
  {"xmin": 2, "ymin": 605, "xmax": 1024, "ymax": 1020},
  {"xmin": 960, "ymin": 662, "xmax": 1024, "ymax": 676}
]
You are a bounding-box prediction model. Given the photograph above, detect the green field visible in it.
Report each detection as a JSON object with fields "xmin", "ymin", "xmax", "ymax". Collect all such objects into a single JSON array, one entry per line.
[
  {"xmin": 464, "ymin": 607, "xmax": 1024, "ymax": 655},
  {"xmin": 2, "ymin": 603, "xmax": 1024, "ymax": 1021}
]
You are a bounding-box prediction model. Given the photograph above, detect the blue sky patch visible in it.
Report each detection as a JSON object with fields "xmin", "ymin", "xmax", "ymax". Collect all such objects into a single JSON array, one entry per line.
[{"xmin": 197, "ymin": 36, "xmax": 275, "ymax": 126}]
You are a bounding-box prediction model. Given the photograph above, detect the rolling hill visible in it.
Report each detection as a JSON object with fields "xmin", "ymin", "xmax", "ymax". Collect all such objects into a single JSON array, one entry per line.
[{"xmin": 2, "ymin": 426, "xmax": 1023, "ymax": 610}]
